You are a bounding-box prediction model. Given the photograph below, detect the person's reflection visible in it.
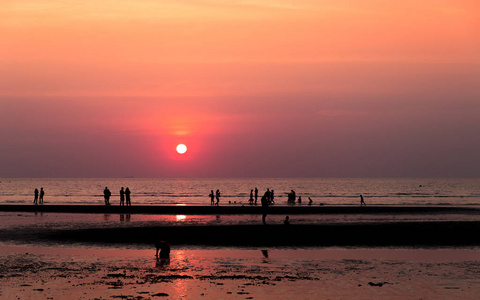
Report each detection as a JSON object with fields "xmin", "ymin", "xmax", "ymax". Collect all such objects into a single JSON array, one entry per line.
[
  {"xmin": 120, "ymin": 214, "xmax": 124, "ymax": 222},
  {"xmin": 261, "ymin": 249, "xmax": 269, "ymax": 263},
  {"xmin": 156, "ymin": 257, "xmax": 170, "ymax": 268},
  {"xmin": 126, "ymin": 214, "xmax": 131, "ymax": 222},
  {"xmin": 104, "ymin": 214, "xmax": 110, "ymax": 221}
]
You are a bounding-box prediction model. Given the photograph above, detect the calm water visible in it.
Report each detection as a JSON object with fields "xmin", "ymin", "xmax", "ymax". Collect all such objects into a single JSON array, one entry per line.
[{"xmin": 1, "ymin": 178, "xmax": 479, "ymax": 206}]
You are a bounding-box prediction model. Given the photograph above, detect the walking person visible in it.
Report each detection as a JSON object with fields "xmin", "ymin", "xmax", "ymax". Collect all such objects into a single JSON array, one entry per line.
[
  {"xmin": 104, "ymin": 187, "xmax": 111, "ymax": 205},
  {"xmin": 261, "ymin": 192, "xmax": 269, "ymax": 224},
  {"xmin": 34, "ymin": 188, "xmax": 39, "ymax": 205},
  {"xmin": 120, "ymin": 187, "xmax": 125, "ymax": 206},
  {"xmin": 215, "ymin": 189, "xmax": 221, "ymax": 205},
  {"xmin": 254, "ymin": 187, "xmax": 258, "ymax": 205},
  {"xmin": 125, "ymin": 187, "xmax": 131, "ymax": 206},
  {"xmin": 249, "ymin": 189, "xmax": 254, "ymax": 204},
  {"xmin": 39, "ymin": 187, "xmax": 45, "ymax": 204},
  {"xmin": 360, "ymin": 194, "xmax": 366, "ymax": 206}
]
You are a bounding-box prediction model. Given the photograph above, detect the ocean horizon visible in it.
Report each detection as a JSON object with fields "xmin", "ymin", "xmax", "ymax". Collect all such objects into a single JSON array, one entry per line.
[{"xmin": 1, "ymin": 177, "xmax": 479, "ymax": 206}]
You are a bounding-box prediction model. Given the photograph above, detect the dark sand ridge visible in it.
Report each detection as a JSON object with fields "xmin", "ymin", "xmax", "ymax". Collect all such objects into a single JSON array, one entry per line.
[
  {"xmin": 2, "ymin": 221, "xmax": 480, "ymax": 247},
  {"xmin": 0, "ymin": 204, "xmax": 479, "ymax": 215}
]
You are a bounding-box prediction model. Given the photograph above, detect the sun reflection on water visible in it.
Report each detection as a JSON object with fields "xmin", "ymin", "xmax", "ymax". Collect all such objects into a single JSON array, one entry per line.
[{"xmin": 176, "ymin": 215, "xmax": 187, "ymax": 222}]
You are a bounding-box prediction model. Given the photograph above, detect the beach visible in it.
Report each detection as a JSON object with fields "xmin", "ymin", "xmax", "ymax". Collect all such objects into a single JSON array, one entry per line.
[
  {"xmin": 1, "ymin": 245, "xmax": 479, "ymax": 299},
  {"xmin": 0, "ymin": 204, "xmax": 479, "ymax": 299}
]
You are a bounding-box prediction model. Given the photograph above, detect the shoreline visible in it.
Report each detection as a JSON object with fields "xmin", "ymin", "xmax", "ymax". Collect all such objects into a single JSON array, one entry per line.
[{"xmin": 0, "ymin": 204, "xmax": 478, "ymax": 215}]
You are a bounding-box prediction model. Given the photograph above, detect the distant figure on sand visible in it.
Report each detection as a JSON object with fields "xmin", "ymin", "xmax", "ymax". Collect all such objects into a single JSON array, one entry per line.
[
  {"xmin": 261, "ymin": 193, "xmax": 269, "ymax": 224},
  {"xmin": 308, "ymin": 197, "xmax": 313, "ymax": 205},
  {"xmin": 125, "ymin": 187, "xmax": 131, "ymax": 206},
  {"xmin": 249, "ymin": 189, "xmax": 254, "ymax": 204},
  {"xmin": 215, "ymin": 189, "xmax": 221, "ymax": 205},
  {"xmin": 209, "ymin": 190, "xmax": 215, "ymax": 205},
  {"xmin": 360, "ymin": 194, "xmax": 366, "ymax": 206},
  {"xmin": 288, "ymin": 190, "xmax": 296, "ymax": 203},
  {"xmin": 298, "ymin": 196, "xmax": 302, "ymax": 204},
  {"xmin": 284, "ymin": 216, "xmax": 290, "ymax": 225},
  {"xmin": 39, "ymin": 187, "xmax": 45, "ymax": 204},
  {"xmin": 34, "ymin": 188, "xmax": 39, "ymax": 205},
  {"xmin": 254, "ymin": 187, "xmax": 258, "ymax": 205},
  {"xmin": 120, "ymin": 187, "xmax": 125, "ymax": 206},
  {"xmin": 104, "ymin": 187, "xmax": 111, "ymax": 205},
  {"xmin": 155, "ymin": 240, "xmax": 171, "ymax": 259}
]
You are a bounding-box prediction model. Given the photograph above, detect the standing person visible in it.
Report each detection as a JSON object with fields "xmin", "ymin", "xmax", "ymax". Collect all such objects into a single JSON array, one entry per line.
[
  {"xmin": 120, "ymin": 187, "xmax": 125, "ymax": 206},
  {"xmin": 249, "ymin": 189, "xmax": 254, "ymax": 204},
  {"xmin": 360, "ymin": 194, "xmax": 366, "ymax": 206},
  {"xmin": 104, "ymin": 187, "xmax": 111, "ymax": 205},
  {"xmin": 308, "ymin": 197, "xmax": 313, "ymax": 205},
  {"xmin": 209, "ymin": 190, "xmax": 215, "ymax": 205},
  {"xmin": 125, "ymin": 187, "xmax": 131, "ymax": 206},
  {"xmin": 254, "ymin": 187, "xmax": 258, "ymax": 205},
  {"xmin": 298, "ymin": 196, "xmax": 302, "ymax": 204},
  {"xmin": 215, "ymin": 189, "xmax": 221, "ymax": 205},
  {"xmin": 39, "ymin": 187, "xmax": 45, "ymax": 204},
  {"xmin": 34, "ymin": 188, "xmax": 39, "ymax": 205},
  {"xmin": 261, "ymin": 193, "xmax": 269, "ymax": 224},
  {"xmin": 271, "ymin": 189, "xmax": 275, "ymax": 204}
]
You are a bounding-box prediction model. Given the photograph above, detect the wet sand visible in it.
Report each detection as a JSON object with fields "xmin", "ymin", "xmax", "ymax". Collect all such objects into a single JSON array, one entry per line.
[
  {"xmin": 1, "ymin": 245, "xmax": 479, "ymax": 300},
  {"xmin": 0, "ymin": 204, "xmax": 478, "ymax": 215},
  {"xmin": 2, "ymin": 220, "xmax": 480, "ymax": 247}
]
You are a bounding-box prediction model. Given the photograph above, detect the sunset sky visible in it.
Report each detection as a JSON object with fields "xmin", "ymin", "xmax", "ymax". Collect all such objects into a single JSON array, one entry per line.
[{"xmin": 1, "ymin": 0, "xmax": 479, "ymax": 177}]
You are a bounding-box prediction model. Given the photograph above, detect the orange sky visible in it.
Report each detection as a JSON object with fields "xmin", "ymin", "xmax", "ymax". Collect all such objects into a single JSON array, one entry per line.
[{"xmin": 1, "ymin": 0, "xmax": 479, "ymax": 177}]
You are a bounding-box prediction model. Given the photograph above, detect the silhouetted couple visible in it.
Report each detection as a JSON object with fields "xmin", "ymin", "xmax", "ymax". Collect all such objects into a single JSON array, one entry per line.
[
  {"xmin": 209, "ymin": 189, "xmax": 221, "ymax": 205},
  {"xmin": 119, "ymin": 187, "xmax": 132, "ymax": 206},
  {"xmin": 104, "ymin": 187, "xmax": 111, "ymax": 205},
  {"xmin": 33, "ymin": 188, "xmax": 44, "ymax": 205}
]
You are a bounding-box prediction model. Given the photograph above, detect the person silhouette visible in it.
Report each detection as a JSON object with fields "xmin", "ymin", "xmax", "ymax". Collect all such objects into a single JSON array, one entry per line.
[
  {"xmin": 120, "ymin": 187, "xmax": 125, "ymax": 206},
  {"xmin": 284, "ymin": 216, "xmax": 290, "ymax": 225},
  {"xmin": 34, "ymin": 188, "xmax": 39, "ymax": 205},
  {"xmin": 209, "ymin": 190, "xmax": 215, "ymax": 205},
  {"xmin": 104, "ymin": 187, "xmax": 111, "ymax": 205},
  {"xmin": 215, "ymin": 189, "xmax": 221, "ymax": 205},
  {"xmin": 125, "ymin": 187, "xmax": 131, "ymax": 206},
  {"xmin": 271, "ymin": 189, "xmax": 275, "ymax": 204},
  {"xmin": 308, "ymin": 197, "xmax": 313, "ymax": 205},
  {"xmin": 249, "ymin": 189, "xmax": 254, "ymax": 204},
  {"xmin": 254, "ymin": 187, "xmax": 258, "ymax": 205},
  {"xmin": 39, "ymin": 187, "xmax": 45, "ymax": 204},
  {"xmin": 360, "ymin": 194, "xmax": 366, "ymax": 206},
  {"xmin": 155, "ymin": 241, "xmax": 171, "ymax": 259},
  {"xmin": 298, "ymin": 196, "xmax": 302, "ymax": 204},
  {"xmin": 261, "ymin": 193, "xmax": 269, "ymax": 224}
]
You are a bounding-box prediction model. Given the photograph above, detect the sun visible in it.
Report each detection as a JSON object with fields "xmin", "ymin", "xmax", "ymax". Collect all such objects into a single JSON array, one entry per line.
[{"xmin": 176, "ymin": 144, "xmax": 187, "ymax": 154}]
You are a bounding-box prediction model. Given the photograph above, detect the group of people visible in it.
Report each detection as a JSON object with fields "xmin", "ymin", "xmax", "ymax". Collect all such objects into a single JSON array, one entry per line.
[
  {"xmin": 209, "ymin": 189, "xmax": 221, "ymax": 205},
  {"xmin": 249, "ymin": 188, "xmax": 275, "ymax": 205},
  {"xmin": 286, "ymin": 190, "xmax": 314, "ymax": 205},
  {"xmin": 33, "ymin": 187, "xmax": 45, "ymax": 205},
  {"xmin": 103, "ymin": 186, "xmax": 132, "ymax": 206}
]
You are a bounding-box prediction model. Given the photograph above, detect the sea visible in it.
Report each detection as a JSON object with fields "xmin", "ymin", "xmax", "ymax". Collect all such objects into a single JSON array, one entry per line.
[{"xmin": 1, "ymin": 177, "xmax": 479, "ymax": 206}]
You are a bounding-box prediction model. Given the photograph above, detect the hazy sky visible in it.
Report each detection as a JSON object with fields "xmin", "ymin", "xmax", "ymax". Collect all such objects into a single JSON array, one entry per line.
[{"xmin": 1, "ymin": 0, "xmax": 479, "ymax": 177}]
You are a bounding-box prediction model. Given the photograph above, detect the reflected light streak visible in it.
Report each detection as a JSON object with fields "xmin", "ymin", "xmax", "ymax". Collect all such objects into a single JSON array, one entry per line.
[{"xmin": 176, "ymin": 215, "xmax": 187, "ymax": 222}]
